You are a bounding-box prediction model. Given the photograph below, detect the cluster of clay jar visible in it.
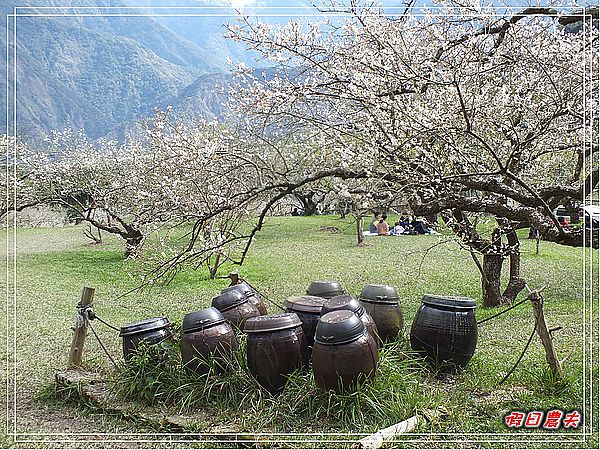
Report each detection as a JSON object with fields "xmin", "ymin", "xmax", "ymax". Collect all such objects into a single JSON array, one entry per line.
[{"xmin": 119, "ymin": 281, "xmax": 478, "ymax": 395}]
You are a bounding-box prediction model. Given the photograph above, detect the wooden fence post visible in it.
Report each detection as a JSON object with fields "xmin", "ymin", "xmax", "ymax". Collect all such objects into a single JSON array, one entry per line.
[
  {"xmin": 529, "ymin": 290, "xmax": 563, "ymax": 380},
  {"xmin": 67, "ymin": 286, "xmax": 95, "ymax": 368}
]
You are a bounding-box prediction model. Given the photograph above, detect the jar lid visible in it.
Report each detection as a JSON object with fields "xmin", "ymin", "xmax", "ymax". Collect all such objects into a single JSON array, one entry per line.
[
  {"xmin": 182, "ymin": 307, "xmax": 226, "ymax": 333},
  {"xmin": 306, "ymin": 280, "xmax": 345, "ymax": 298},
  {"xmin": 211, "ymin": 290, "xmax": 247, "ymax": 312},
  {"xmin": 422, "ymin": 294, "xmax": 476, "ymax": 310},
  {"xmin": 222, "ymin": 281, "xmax": 257, "ymax": 299},
  {"xmin": 243, "ymin": 313, "xmax": 302, "ymax": 333},
  {"xmin": 314, "ymin": 310, "xmax": 365, "ymax": 345},
  {"xmin": 321, "ymin": 295, "xmax": 365, "ymax": 317},
  {"xmin": 359, "ymin": 284, "xmax": 400, "ymax": 304},
  {"xmin": 119, "ymin": 316, "xmax": 170, "ymax": 337},
  {"xmin": 284, "ymin": 295, "xmax": 324, "ymax": 313}
]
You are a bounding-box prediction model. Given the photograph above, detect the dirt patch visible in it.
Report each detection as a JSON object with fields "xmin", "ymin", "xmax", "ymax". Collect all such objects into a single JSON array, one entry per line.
[
  {"xmin": 3, "ymin": 391, "xmax": 150, "ymax": 449},
  {"xmin": 318, "ymin": 226, "xmax": 341, "ymax": 233},
  {"xmin": 471, "ymin": 386, "xmax": 535, "ymax": 406}
]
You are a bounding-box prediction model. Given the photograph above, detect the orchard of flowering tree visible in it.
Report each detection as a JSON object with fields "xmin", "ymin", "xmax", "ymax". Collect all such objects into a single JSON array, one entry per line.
[
  {"xmin": 2, "ymin": 0, "xmax": 599, "ymax": 443},
  {"xmin": 7, "ymin": 1, "xmax": 597, "ymax": 304}
]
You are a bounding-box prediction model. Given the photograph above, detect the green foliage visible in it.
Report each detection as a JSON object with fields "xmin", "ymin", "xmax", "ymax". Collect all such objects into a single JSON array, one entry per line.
[{"xmin": 111, "ymin": 340, "xmax": 183, "ymax": 404}]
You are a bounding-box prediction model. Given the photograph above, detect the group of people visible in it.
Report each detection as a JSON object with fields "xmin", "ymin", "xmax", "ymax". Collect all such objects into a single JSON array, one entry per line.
[{"xmin": 368, "ymin": 213, "xmax": 437, "ymax": 236}]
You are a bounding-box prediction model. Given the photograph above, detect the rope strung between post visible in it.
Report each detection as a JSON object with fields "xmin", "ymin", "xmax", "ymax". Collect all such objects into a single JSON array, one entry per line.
[
  {"xmin": 477, "ymin": 296, "xmax": 529, "ymax": 325},
  {"xmin": 76, "ymin": 304, "xmax": 120, "ymax": 368},
  {"xmin": 82, "ymin": 306, "xmax": 122, "ymax": 333},
  {"xmin": 92, "ymin": 313, "xmax": 121, "ymax": 333},
  {"xmin": 497, "ymin": 293, "xmax": 544, "ymax": 386},
  {"xmin": 87, "ymin": 319, "xmax": 118, "ymax": 369},
  {"xmin": 241, "ymin": 278, "xmax": 286, "ymax": 312}
]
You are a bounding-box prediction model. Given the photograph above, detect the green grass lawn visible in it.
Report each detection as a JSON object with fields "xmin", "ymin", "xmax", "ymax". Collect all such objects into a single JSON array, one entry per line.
[{"xmin": 1, "ymin": 215, "xmax": 598, "ymax": 448}]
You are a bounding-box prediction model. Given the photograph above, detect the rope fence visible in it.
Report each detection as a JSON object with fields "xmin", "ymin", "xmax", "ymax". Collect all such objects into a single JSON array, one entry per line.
[{"xmin": 71, "ymin": 281, "xmax": 558, "ymax": 386}]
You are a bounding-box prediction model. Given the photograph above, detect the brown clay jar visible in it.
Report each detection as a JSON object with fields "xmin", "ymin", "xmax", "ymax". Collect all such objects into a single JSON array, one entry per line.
[
  {"xmin": 180, "ymin": 307, "xmax": 238, "ymax": 376},
  {"xmin": 211, "ymin": 289, "xmax": 260, "ymax": 329},
  {"xmin": 306, "ymin": 280, "xmax": 345, "ymax": 299},
  {"xmin": 283, "ymin": 295, "xmax": 324, "ymax": 354},
  {"xmin": 359, "ymin": 284, "xmax": 404, "ymax": 343},
  {"xmin": 222, "ymin": 282, "xmax": 268, "ymax": 315},
  {"xmin": 312, "ymin": 310, "xmax": 378, "ymax": 393},
  {"xmin": 321, "ymin": 295, "xmax": 380, "ymax": 347},
  {"xmin": 244, "ymin": 313, "xmax": 309, "ymax": 394},
  {"xmin": 119, "ymin": 317, "xmax": 172, "ymax": 361},
  {"xmin": 410, "ymin": 294, "xmax": 477, "ymax": 370}
]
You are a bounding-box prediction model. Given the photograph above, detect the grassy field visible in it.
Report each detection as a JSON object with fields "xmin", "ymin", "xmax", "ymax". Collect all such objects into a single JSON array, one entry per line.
[{"xmin": 1, "ymin": 215, "xmax": 598, "ymax": 448}]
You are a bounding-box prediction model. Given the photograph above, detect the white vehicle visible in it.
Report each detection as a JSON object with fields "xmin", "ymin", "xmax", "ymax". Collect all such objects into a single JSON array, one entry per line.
[
  {"xmin": 553, "ymin": 205, "xmax": 570, "ymax": 218},
  {"xmin": 583, "ymin": 205, "xmax": 600, "ymax": 228}
]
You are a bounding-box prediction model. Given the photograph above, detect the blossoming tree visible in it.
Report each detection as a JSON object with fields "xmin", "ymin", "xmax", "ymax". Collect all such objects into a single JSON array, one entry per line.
[
  {"xmin": 7, "ymin": 2, "xmax": 597, "ymax": 305},
  {"xmin": 8, "ymin": 117, "xmax": 255, "ymax": 263},
  {"xmin": 217, "ymin": 1, "xmax": 598, "ymax": 306}
]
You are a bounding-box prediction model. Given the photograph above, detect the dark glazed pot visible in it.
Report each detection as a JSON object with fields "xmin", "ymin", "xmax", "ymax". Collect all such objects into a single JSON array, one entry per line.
[
  {"xmin": 211, "ymin": 290, "xmax": 260, "ymax": 329},
  {"xmin": 410, "ymin": 294, "xmax": 478, "ymax": 369},
  {"xmin": 180, "ymin": 307, "xmax": 238, "ymax": 375},
  {"xmin": 284, "ymin": 295, "xmax": 324, "ymax": 353},
  {"xmin": 359, "ymin": 284, "xmax": 404, "ymax": 343},
  {"xmin": 244, "ymin": 313, "xmax": 309, "ymax": 394},
  {"xmin": 306, "ymin": 280, "xmax": 345, "ymax": 299},
  {"xmin": 222, "ymin": 282, "xmax": 268, "ymax": 315},
  {"xmin": 119, "ymin": 317, "xmax": 171, "ymax": 361},
  {"xmin": 312, "ymin": 310, "xmax": 378, "ymax": 393},
  {"xmin": 322, "ymin": 295, "xmax": 380, "ymax": 346}
]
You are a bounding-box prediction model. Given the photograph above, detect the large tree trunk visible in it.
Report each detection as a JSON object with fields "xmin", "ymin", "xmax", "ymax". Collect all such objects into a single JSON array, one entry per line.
[
  {"xmin": 340, "ymin": 205, "xmax": 348, "ymax": 219},
  {"xmin": 501, "ymin": 228, "xmax": 526, "ymax": 303},
  {"xmin": 295, "ymin": 193, "xmax": 319, "ymax": 216},
  {"xmin": 481, "ymin": 227, "xmax": 502, "ymax": 307},
  {"xmin": 124, "ymin": 231, "xmax": 143, "ymax": 259},
  {"xmin": 482, "ymin": 225, "xmax": 525, "ymax": 307},
  {"xmin": 356, "ymin": 214, "xmax": 364, "ymax": 245},
  {"xmin": 439, "ymin": 210, "xmax": 526, "ymax": 307},
  {"xmin": 482, "ymin": 253, "xmax": 503, "ymax": 307},
  {"xmin": 209, "ymin": 253, "xmax": 221, "ymax": 279},
  {"xmin": 566, "ymin": 203, "xmax": 580, "ymax": 224}
]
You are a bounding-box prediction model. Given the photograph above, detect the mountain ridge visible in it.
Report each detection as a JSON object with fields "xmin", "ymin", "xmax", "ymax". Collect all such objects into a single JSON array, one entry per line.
[
  {"xmin": 3, "ymin": 0, "xmax": 408, "ymax": 142},
  {"xmin": 2, "ymin": 0, "xmax": 247, "ymax": 141}
]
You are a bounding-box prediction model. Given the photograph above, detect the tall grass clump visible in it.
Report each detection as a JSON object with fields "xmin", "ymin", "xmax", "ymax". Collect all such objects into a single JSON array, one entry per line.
[{"xmin": 110, "ymin": 332, "xmax": 440, "ymax": 432}]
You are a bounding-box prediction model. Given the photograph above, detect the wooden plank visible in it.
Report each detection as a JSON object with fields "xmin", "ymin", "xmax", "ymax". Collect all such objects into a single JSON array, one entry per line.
[
  {"xmin": 67, "ymin": 286, "xmax": 95, "ymax": 368},
  {"xmin": 55, "ymin": 369, "xmax": 105, "ymax": 387},
  {"xmin": 529, "ymin": 291, "xmax": 563, "ymax": 380},
  {"xmin": 356, "ymin": 409, "xmax": 443, "ymax": 449}
]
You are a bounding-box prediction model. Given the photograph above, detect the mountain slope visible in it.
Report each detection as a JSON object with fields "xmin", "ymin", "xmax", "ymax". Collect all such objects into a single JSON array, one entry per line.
[
  {"xmin": 12, "ymin": 16, "xmax": 199, "ymax": 140},
  {"xmin": 1, "ymin": 0, "xmax": 417, "ymax": 141},
  {"xmin": 2, "ymin": 0, "xmax": 219, "ymax": 140}
]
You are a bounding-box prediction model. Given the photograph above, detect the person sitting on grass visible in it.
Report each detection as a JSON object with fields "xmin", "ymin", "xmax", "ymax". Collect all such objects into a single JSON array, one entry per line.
[
  {"xmin": 390, "ymin": 221, "xmax": 405, "ymax": 236},
  {"xmin": 399, "ymin": 215, "xmax": 409, "ymax": 228},
  {"xmin": 376, "ymin": 214, "xmax": 390, "ymax": 236},
  {"xmin": 410, "ymin": 218, "xmax": 428, "ymax": 234},
  {"xmin": 368, "ymin": 212, "xmax": 380, "ymax": 234}
]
